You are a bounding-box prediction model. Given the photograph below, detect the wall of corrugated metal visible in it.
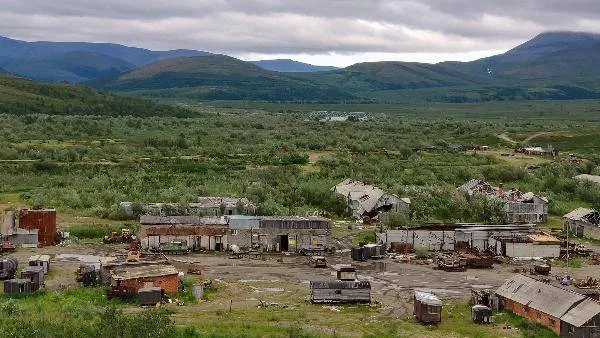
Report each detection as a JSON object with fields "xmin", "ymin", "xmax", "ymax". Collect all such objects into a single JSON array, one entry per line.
[
  {"xmin": 18, "ymin": 210, "xmax": 56, "ymax": 246},
  {"xmin": 504, "ymin": 243, "xmax": 560, "ymax": 258}
]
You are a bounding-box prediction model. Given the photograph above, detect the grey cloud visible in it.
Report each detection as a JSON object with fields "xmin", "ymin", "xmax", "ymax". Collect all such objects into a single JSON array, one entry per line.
[{"xmin": 0, "ymin": 0, "xmax": 599, "ymax": 55}]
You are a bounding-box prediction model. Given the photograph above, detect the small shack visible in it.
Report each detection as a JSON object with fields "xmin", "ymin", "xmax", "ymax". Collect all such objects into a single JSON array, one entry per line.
[
  {"xmin": 310, "ymin": 281, "xmax": 371, "ymax": 303},
  {"xmin": 110, "ymin": 265, "xmax": 180, "ymax": 295},
  {"xmin": 3, "ymin": 279, "xmax": 32, "ymax": 294},
  {"xmin": 414, "ymin": 291, "xmax": 442, "ymax": 323},
  {"xmin": 28, "ymin": 255, "xmax": 51, "ymax": 274}
]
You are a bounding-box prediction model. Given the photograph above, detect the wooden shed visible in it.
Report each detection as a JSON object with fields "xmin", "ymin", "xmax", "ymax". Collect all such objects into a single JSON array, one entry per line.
[
  {"xmin": 414, "ymin": 291, "xmax": 442, "ymax": 323},
  {"xmin": 310, "ymin": 281, "xmax": 371, "ymax": 303}
]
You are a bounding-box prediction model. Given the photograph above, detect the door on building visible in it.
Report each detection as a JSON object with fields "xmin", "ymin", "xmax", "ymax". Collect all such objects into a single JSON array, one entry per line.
[
  {"xmin": 214, "ymin": 236, "xmax": 223, "ymax": 251},
  {"xmin": 280, "ymin": 235, "xmax": 289, "ymax": 251},
  {"xmin": 148, "ymin": 236, "xmax": 160, "ymax": 250}
]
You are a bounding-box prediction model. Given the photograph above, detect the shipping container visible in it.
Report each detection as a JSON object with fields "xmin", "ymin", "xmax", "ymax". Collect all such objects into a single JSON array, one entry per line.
[{"xmin": 310, "ymin": 280, "xmax": 371, "ymax": 303}]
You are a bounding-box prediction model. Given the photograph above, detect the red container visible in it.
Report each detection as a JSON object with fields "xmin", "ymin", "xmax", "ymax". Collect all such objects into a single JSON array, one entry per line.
[{"xmin": 19, "ymin": 209, "xmax": 57, "ymax": 246}]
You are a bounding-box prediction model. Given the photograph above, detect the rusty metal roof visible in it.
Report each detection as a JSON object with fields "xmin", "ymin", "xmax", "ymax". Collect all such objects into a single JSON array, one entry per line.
[
  {"xmin": 496, "ymin": 275, "xmax": 585, "ymax": 319},
  {"xmin": 141, "ymin": 225, "xmax": 227, "ymax": 236},
  {"xmin": 111, "ymin": 264, "xmax": 179, "ymax": 280},
  {"xmin": 140, "ymin": 215, "xmax": 227, "ymax": 225},
  {"xmin": 561, "ymin": 298, "xmax": 600, "ymax": 327},
  {"xmin": 526, "ymin": 233, "xmax": 561, "ymax": 244}
]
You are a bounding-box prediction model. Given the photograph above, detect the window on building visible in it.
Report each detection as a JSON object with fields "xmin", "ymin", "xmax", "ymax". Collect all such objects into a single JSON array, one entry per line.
[{"xmin": 428, "ymin": 305, "xmax": 440, "ymax": 315}]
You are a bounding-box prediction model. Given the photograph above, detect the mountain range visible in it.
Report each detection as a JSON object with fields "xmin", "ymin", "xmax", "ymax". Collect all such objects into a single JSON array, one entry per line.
[{"xmin": 3, "ymin": 32, "xmax": 600, "ymax": 102}]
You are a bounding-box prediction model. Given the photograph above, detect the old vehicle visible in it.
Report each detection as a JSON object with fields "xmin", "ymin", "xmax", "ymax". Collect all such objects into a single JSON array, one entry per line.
[
  {"xmin": 472, "ymin": 305, "xmax": 492, "ymax": 324},
  {"xmin": 309, "ymin": 256, "xmax": 327, "ymax": 268},
  {"xmin": 0, "ymin": 257, "xmax": 18, "ymax": 280},
  {"xmin": 414, "ymin": 291, "xmax": 442, "ymax": 323},
  {"xmin": 461, "ymin": 252, "xmax": 494, "ymax": 269},
  {"xmin": 310, "ymin": 280, "xmax": 371, "ymax": 303},
  {"xmin": 336, "ymin": 265, "xmax": 357, "ymax": 281},
  {"xmin": 152, "ymin": 240, "xmax": 190, "ymax": 254},
  {"xmin": 437, "ymin": 256, "xmax": 467, "ymax": 272},
  {"xmin": 533, "ymin": 262, "xmax": 551, "ymax": 275},
  {"xmin": 0, "ymin": 241, "xmax": 16, "ymax": 253},
  {"xmin": 299, "ymin": 244, "xmax": 325, "ymax": 256},
  {"xmin": 103, "ymin": 229, "xmax": 133, "ymax": 244}
]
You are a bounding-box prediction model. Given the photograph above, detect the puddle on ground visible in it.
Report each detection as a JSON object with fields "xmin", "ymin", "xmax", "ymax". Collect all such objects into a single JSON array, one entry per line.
[
  {"xmin": 262, "ymin": 288, "xmax": 284, "ymax": 292},
  {"xmin": 55, "ymin": 254, "xmax": 101, "ymax": 262}
]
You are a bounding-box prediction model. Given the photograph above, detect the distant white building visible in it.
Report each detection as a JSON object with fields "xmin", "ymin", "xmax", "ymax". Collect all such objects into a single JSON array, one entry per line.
[{"xmin": 332, "ymin": 179, "xmax": 410, "ymax": 221}]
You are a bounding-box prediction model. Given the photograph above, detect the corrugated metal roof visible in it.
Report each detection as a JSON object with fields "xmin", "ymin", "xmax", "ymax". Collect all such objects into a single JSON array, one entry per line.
[
  {"xmin": 140, "ymin": 215, "xmax": 227, "ymax": 225},
  {"xmin": 574, "ymin": 174, "xmax": 600, "ymax": 184},
  {"xmin": 527, "ymin": 233, "xmax": 561, "ymax": 243},
  {"xmin": 112, "ymin": 265, "xmax": 179, "ymax": 280},
  {"xmin": 564, "ymin": 207, "xmax": 595, "ymax": 221},
  {"xmin": 414, "ymin": 291, "xmax": 442, "ymax": 306},
  {"xmin": 561, "ymin": 298, "xmax": 600, "ymax": 327},
  {"xmin": 332, "ymin": 179, "xmax": 407, "ymax": 214},
  {"xmin": 142, "ymin": 225, "xmax": 227, "ymax": 236},
  {"xmin": 496, "ymin": 275, "xmax": 585, "ymax": 318}
]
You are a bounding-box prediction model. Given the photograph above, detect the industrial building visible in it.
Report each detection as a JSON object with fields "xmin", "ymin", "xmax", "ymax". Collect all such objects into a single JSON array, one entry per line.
[
  {"xmin": 496, "ymin": 275, "xmax": 600, "ymax": 337},
  {"xmin": 110, "ymin": 265, "xmax": 180, "ymax": 294},
  {"xmin": 139, "ymin": 215, "xmax": 228, "ymax": 251},
  {"xmin": 564, "ymin": 208, "xmax": 600, "ymax": 240},
  {"xmin": 378, "ymin": 224, "xmax": 560, "ymax": 257},
  {"xmin": 332, "ymin": 179, "xmax": 410, "ymax": 221},
  {"xmin": 120, "ymin": 197, "xmax": 256, "ymax": 218},
  {"xmin": 228, "ymin": 216, "xmax": 332, "ymax": 252},
  {"xmin": 457, "ymin": 179, "xmax": 548, "ymax": 224},
  {"xmin": 489, "ymin": 233, "xmax": 561, "ymax": 258}
]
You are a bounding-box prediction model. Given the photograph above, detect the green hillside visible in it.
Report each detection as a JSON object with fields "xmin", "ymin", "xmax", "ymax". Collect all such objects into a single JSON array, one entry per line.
[
  {"xmin": 2, "ymin": 51, "xmax": 136, "ymax": 83},
  {"xmin": 0, "ymin": 73, "xmax": 187, "ymax": 116},
  {"xmin": 94, "ymin": 55, "xmax": 355, "ymax": 101},
  {"xmin": 89, "ymin": 31, "xmax": 600, "ymax": 103}
]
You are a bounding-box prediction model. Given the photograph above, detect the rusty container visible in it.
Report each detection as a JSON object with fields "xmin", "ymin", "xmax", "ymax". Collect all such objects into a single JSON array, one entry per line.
[{"xmin": 19, "ymin": 209, "xmax": 57, "ymax": 246}]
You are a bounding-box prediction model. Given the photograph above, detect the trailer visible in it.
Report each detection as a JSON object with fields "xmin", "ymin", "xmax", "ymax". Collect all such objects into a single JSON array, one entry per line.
[
  {"xmin": 310, "ymin": 280, "xmax": 371, "ymax": 303},
  {"xmin": 414, "ymin": 291, "xmax": 442, "ymax": 324}
]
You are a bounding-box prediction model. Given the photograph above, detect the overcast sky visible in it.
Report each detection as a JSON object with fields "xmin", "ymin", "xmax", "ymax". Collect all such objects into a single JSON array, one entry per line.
[{"xmin": 2, "ymin": 0, "xmax": 600, "ymax": 67}]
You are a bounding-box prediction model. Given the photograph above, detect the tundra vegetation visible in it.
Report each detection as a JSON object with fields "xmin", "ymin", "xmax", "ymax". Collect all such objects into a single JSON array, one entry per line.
[{"xmin": 2, "ymin": 98, "xmax": 599, "ymax": 338}]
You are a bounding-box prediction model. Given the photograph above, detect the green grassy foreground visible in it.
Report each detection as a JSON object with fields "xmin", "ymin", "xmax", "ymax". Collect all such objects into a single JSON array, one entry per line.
[{"xmin": 0, "ymin": 285, "xmax": 558, "ymax": 338}]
